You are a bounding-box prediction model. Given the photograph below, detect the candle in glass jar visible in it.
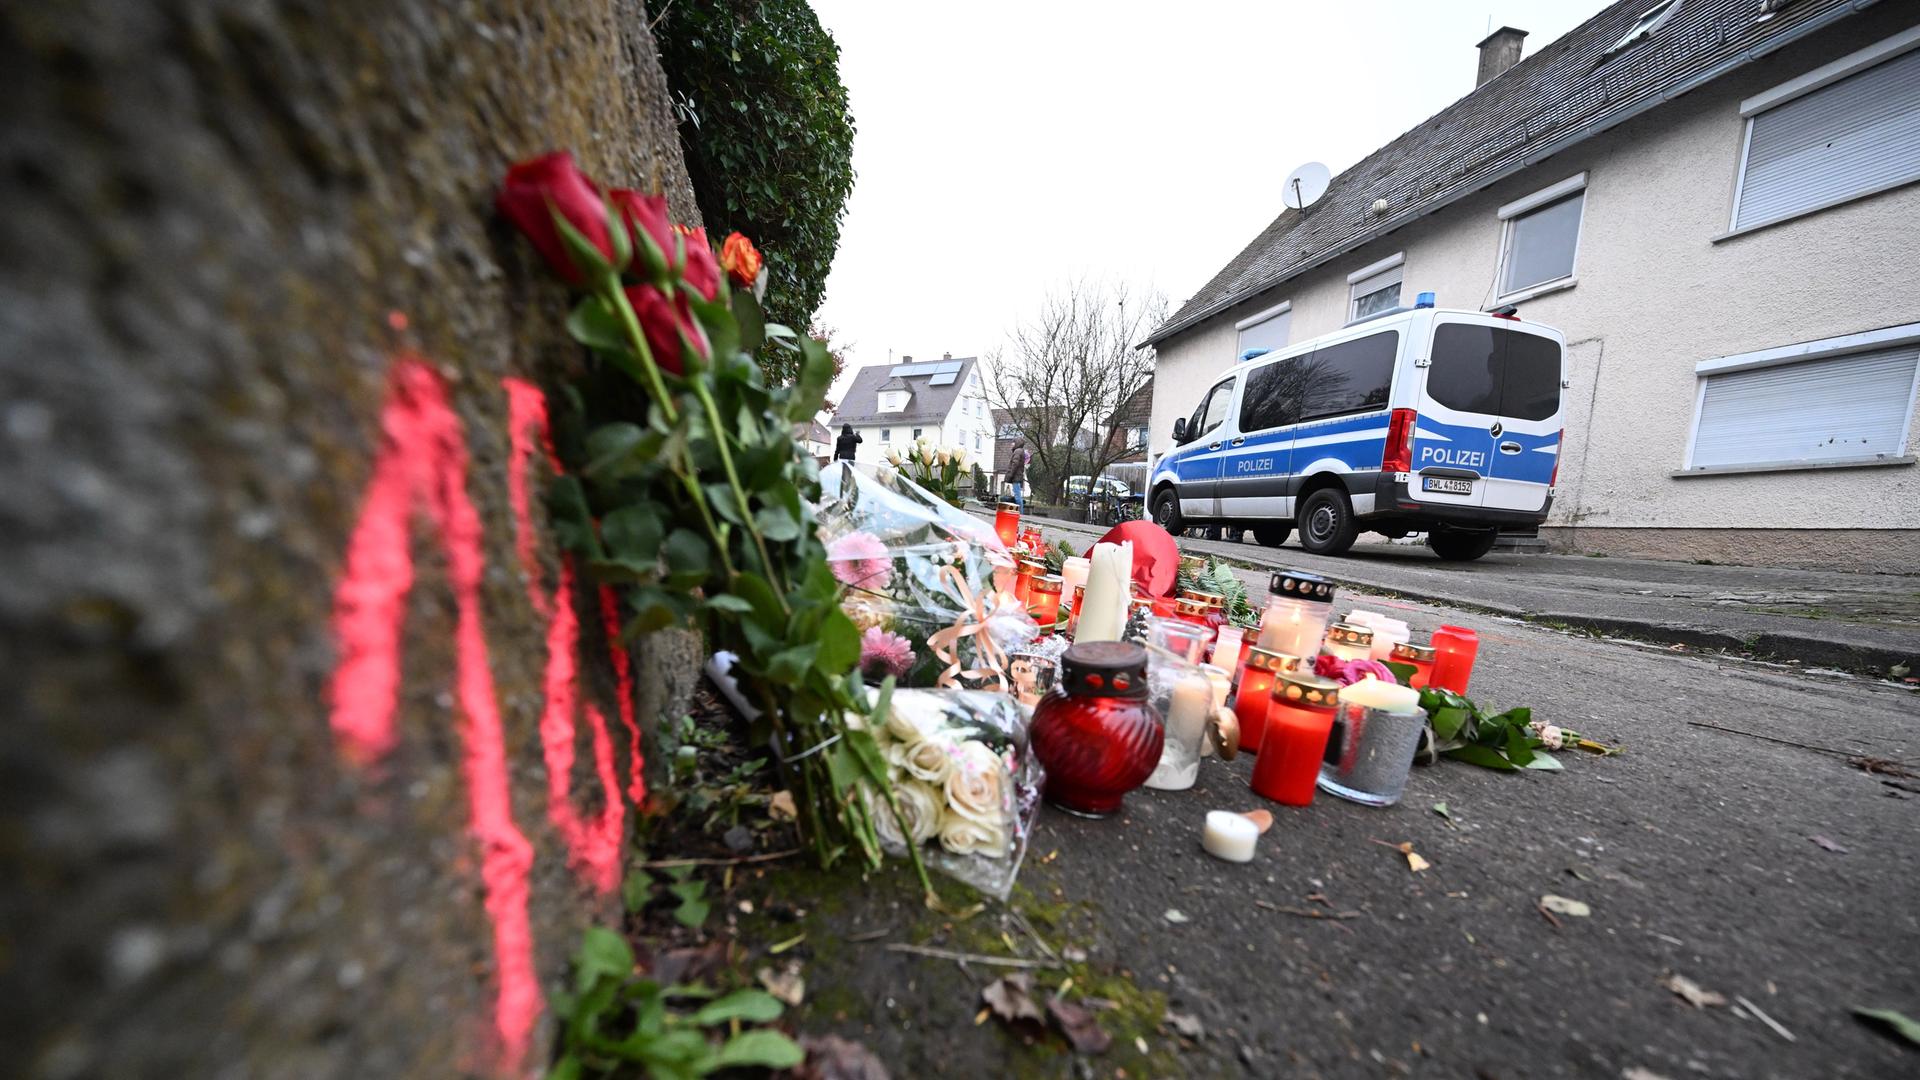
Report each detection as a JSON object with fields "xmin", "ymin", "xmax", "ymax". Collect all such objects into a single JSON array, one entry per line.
[
  {"xmin": 1233, "ymin": 647, "xmax": 1301, "ymax": 754},
  {"xmin": 1367, "ymin": 618, "xmax": 1410, "ymax": 661},
  {"xmin": 1429, "ymin": 625, "xmax": 1479, "ymax": 694},
  {"xmin": 994, "ymin": 502, "xmax": 1021, "ymax": 548},
  {"xmin": 1211, "ymin": 625, "xmax": 1244, "ymax": 671},
  {"xmin": 1201, "ymin": 810, "xmax": 1258, "ymax": 863},
  {"xmin": 1322, "ymin": 622, "xmax": 1374, "ymax": 662},
  {"xmin": 1029, "ymin": 574, "xmax": 1064, "ymax": 628},
  {"xmin": 1255, "ymin": 570, "xmax": 1336, "ymax": 656},
  {"xmin": 1014, "ymin": 556, "xmax": 1047, "ymax": 607},
  {"xmin": 1060, "ymin": 556, "xmax": 1090, "ymax": 602},
  {"xmin": 1077, "ymin": 541, "xmax": 1131, "ymax": 643},
  {"xmin": 1250, "ymin": 673, "xmax": 1340, "ymax": 806},
  {"xmin": 1317, "ymin": 678, "xmax": 1424, "ymax": 807},
  {"xmin": 1067, "ymin": 584, "xmax": 1086, "ymax": 636},
  {"xmin": 1390, "ymin": 640, "xmax": 1436, "ymax": 688},
  {"xmin": 1020, "ymin": 526, "xmax": 1045, "ymax": 556},
  {"xmin": 1172, "ymin": 596, "xmax": 1212, "ymax": 628},
  {"xmin": 1145, "ymin": 670, "xmax": 1211, "ymax": 791}
]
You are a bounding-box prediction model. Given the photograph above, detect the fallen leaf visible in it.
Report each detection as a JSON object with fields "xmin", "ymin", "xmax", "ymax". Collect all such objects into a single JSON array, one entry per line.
[
  {"xmin": 769, "ymin": 790, "xmax": 798, "ymax": 821},
  {"xmin": 1662, "ymin": 972, "xmax": 1727, "ymax": 1009},
  {"xmin": 1134, "ymin": 1035, "xmax": 1150, "ymax": 1055},
  {"xmin": 1164, "ymin": 909, "xmax": 1190, "ymax": 924},
  {"xmin": 1165, "ymin": 1011, "xmax": 1206, "ymax": 1040},
  {"xmin": 794, "ymin": 1034, "xmax": 890, "ymax": 1080},
  {"xmin": 1240, "ymin": 809, "xmax": 1274, "ymax": 834},
  {"xmin": 1540, "ymin": 895, "xmax": 1591, "ymax": 918},
  {"xmin": 1048, "ymin": 997, "xmax": 1113, "ymax": 1055},
  {"xmin": 1890, "ymin": 663, "xmax": 1910, "ymax": 677},
  {"xmin": 1406, "ymin": 851, "xmax": 1431, "ymax": 873},
  {"xmin": 1621, "ymin": 1068, "xmax": 1674, "ymax": 1080},
  {"xmin": 1809, "ymin": 834, "xmax": 1849, "ymax": 854},
  {"xmin": 758, "ymin": 962, "xmax": 806, "ymax": 1007},
  {"xmin": 981, "ymin": 973, "xmax": 1044, "ymax": 1026},
  {"xmin": 1432, "ymin": 802, "xmax": 1456, "ymax": 826},
  {"xmin": 1853, "ymin": 1007, "xmax": 1920, "ymax": 1047}
]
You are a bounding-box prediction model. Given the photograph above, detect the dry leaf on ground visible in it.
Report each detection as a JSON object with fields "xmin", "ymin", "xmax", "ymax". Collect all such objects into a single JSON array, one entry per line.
[
  {"xmin": 1407, "ymin": 850, "xmax": 1431, "ymax": 873},
  {"xmin": 1662, "ymin": 972, "xmax": 1727, "ymax": 1009},
  {"xmin": 758, "ymin": 962, "xmax": 806, "ymax": 1007},
  {"xmin": 769, "ymin": 790, "xmax": 798, "ymax": 821},
  {"xmin": 981, "ymin": 973, "xmax": 1044, "ymax": 1026},
  {"xmin": 794, "ymin": 1034, "xmax": 891, "ymax": 1080},
  {"xmin": 1809, "ymin": 834, "xmax": 1849, "ymax": 853},
  {"xmin": 1047, "ymin": 997, "xmax": 1112, "ymax": 1055},
  {"xmin": 1540, "ymin": 895, "xmax": 1591, "ymax": 918},
  {"xmin": 1164, "ymin": 909, "xmax": 1190, "ymax": 924},
  {"xmin": 1165, "ymin": 1011, "xmax": 1206, "ymax": 1040}
]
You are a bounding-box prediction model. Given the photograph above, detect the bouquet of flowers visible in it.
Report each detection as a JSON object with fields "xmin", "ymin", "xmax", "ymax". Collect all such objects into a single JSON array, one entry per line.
[
  {"xmin": 862, "ymin": 688, "xmax": 1042, "ymax": 900},
  {"xmin": 818, "ymin": 463, "xmax": 1037, "ymax": 689},
  {"xmin": 886, "ymin": 438, "xmax": 968, "ymax": 508}
]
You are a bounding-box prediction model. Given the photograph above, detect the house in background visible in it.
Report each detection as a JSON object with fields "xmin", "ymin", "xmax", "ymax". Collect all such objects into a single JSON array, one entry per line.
[
  {"xmin": 828, "ymin": 354, "xmax": 994, "ymax": 468},
  {"xmin": 991, "ymin": 404, "xmax": 1101, "ymax": 500},
  {"xmin": 1143, "ymin": 0, "xmax": 1920, "ymax": 571},
  {"xmin": 1102, "ymin": 379, "xmax": 1153, "ymax": 465},
  {"xmin": 793, "ymin": 418, "xmax": 832, "ymax": 465}
]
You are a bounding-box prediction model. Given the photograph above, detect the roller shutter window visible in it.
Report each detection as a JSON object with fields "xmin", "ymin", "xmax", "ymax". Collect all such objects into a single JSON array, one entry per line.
[
  {"xmin": 1733, "ymin": 44, "xmax": 1920, "ymax": 231},
  {"xmin": 1688, "ymin": 343, "xmax": 1920, "ymax": 469},
  {"xmin": 1237, "ymin": 307, "xmax": 1291, "ymax": 360}
]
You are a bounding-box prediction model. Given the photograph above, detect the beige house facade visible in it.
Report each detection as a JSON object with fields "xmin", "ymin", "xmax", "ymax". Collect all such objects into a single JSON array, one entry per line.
[{"xmin": 1146, "ymin": 0, "xmax": 1920, "ymax": 570}]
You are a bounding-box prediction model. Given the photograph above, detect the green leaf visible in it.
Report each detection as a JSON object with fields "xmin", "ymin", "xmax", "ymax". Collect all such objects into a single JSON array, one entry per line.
[
  {"xmin": 546, "ymin": 475, "xmax": 604, "ymax": 559},
  {"xmin": 705, "ymin": 594, "xmax": 755, "ymax": 615},
  {"xmin": 766, "ymin": 642, "xmax": 821, "ymax": 684},
  {"xmin": 1523, "ymin": 753, "xmax": 1564, "ymax": 771},
  {"xmin": 815, "ymin": 608, "xmax": 860, "ymax": 675},
  {"xmin": 732, "ymin": 290, "xmax": 767, "ymax": 354},
  {"xmin": 709, "ymin": 1029, "xmax": 805, "ymax": 1071},
  {"xmin": 1383, "ymin": 660, "xmax": 1418, "ymax": 687},
  {"xmin": 1442, "ymin": 744, "xmax": 1520, "ymax": 771},
  {"xmin": 789, "ymin": 335, "xmax": 834, "ymax": 419},
  {"xmin": 546, "ymin": 1053, "xmax": 583, "ymax": 1080},
  {"xmin": 754, "ymin": 503, "xmax": 803, "ymax": 542},
  {"xmin": 622, "ymin": 870, "xmax": 651, "ymax": 914},
  {"xmin": 1429, "ymin": 706, "xmax": 1471, "ymax": 742},
  {"xmin": 673, "ymin": 896, "xmax": 710, "ymax": 928},
  {"xmin": 584, "ymin": 422, "xmax": 646, "ymax": 474},
  {"xmin": 730, "ymin": 572, "xmax": 784, "ymax": 624},
  {"xmin": 574, "ymin": 926, "xmax": 634, "ymax": 993},
  {"xmin": 1503, "ymin": 725, "xmax": 1536, "ymax": 768},
  {"xmin": 602, "ymin": 506, "xmax": 665, "ymax": 564},
  {"xmin": 664, "ymin": 529, "xmax": 711, "ymax": 587},
  {"xmin": 1853, "ymin": 1007, "xmax": 1920, "ymax": 1046},
  {"xmin": 691, "ymin": 989, "xmax": 785, "ymax": 1026}
]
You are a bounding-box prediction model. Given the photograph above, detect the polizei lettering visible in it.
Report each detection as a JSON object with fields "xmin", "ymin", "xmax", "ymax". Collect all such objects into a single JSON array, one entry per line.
[
  {"xmin": 1418, "ymin": 445, "xmax": 1487, "ymax": 469},
  {"xmin": 1234, "ymin": 458, "xmax": 1276, "ymax": 473}
]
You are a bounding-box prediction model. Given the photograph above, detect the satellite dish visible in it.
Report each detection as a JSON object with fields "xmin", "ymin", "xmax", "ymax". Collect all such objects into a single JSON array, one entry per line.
[{"xmin": 1282, "ymin": 161, "xmax": 1331, "ymax": 210}]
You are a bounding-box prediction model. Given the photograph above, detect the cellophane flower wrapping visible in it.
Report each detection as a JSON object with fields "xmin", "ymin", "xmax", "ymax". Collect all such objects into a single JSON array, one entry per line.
[
  {"xmin": 862, "ymin": 687, "xmax": 1042, "ymax": 901},
  {"xmin": 818, "ymin": 463, "xmax": 1037, "ymax": 687}
]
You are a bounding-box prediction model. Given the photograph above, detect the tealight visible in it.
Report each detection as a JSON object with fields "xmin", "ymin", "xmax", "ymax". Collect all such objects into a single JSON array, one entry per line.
[{"xmin": 1201, "ymin": 810, "xmax": 1259, "ymax": 863}]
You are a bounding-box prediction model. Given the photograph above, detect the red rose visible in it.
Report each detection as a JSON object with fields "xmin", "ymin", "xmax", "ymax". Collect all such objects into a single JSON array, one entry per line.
[
  {"xmin": 719, "ymin": 232, "xmax": 763, "ymax": 289},
  {"xmin": 608, "ymin": 188, "xmax": 674, "ymax": 275},
  {"xmin": 624, "ymin": 284, "xmax": 710, "ymax": 374},
  {"xmin": 673, "ymin": 224, "xmax": 721, "ymax": 302},
  {"xmin": 496, "ymin": 152, "xmax": 613, "ymax": 285}
]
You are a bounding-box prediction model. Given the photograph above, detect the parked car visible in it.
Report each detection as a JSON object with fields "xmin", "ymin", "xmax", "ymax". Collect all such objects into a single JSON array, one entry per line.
[
  {"xmin": 1147, "ymin": 298, "xmax": 1565, "ymax": 561},
  {"xmin": 1066, "ymin": 475, "xmax": 1133, "ymax": 499}
]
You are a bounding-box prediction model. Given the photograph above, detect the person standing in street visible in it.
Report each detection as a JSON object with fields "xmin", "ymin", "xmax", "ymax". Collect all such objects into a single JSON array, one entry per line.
[
  {"xmin": 1005, "ymin": 440, "xmax": 1029, "ymax": 511},
  {"xmin": 834, "ymin": 423, "xmax": 861, "ymax": 462}
]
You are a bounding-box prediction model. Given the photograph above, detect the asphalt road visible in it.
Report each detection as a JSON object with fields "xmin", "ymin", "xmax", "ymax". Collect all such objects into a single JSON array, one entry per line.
[
  {"xmin": 1007, "ymin": 512, "xmax": 1920, "ymax": 675},
  {"xmin": 772, "ymin": 565, "xmax": 1920, "ymax": 1079}
]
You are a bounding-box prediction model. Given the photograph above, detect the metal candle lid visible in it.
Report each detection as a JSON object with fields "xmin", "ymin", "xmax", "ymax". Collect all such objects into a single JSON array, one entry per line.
[
  {"xmin": 1391, "ymin": 641, "xmax": 1437, "ymax": 662},
  {"xmin": 1246, "ymin": 647, "xmax": 1306, "ymax": 674},
  {"xmin": 1326, "ymin": 622, "xmax": 1374, "ymax": 647},
  {"xmin": 1184, "ymin": 590, "xmax": 1227, "ymax": 610},
  {"xmin": 1060, "ymin": 640, "xmax": 1150, "ymax": 699},
  {"xmin": 997, "ymin": 501, "xmax": 1020, "ymax": 511},
  {"xmin": 1030, "ymin": 574, "xmax": 1063, "ymax": 596},
  {"xmin": 1174, "ymin": 596, "xmax": 1210, "ymax": 617},
  {"xmin": 1274, "ymin": 672, "xmax": 1341, "ymax": 708},
  {"xmin": 1017, "ymin": 555, "xmax": 1049, "ymax": 575},
  {"xmin": 1268, "ymin": 570, "xmax": 1336, "ymax": 604}
]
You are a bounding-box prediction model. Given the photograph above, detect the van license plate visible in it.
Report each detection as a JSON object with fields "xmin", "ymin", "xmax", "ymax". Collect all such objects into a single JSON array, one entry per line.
[{"xmin": 1421, "ymin": 476, "xmax": 1474, "ymax": 495}]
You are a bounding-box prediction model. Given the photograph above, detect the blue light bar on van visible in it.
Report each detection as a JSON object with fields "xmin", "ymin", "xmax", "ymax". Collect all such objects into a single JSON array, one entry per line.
[
  {"xmin": 1239, "ymin": 348, "xmax": 1271, "ymax": 362},
  {"xmin": 1416, "ymin": 291, "xmax": 1435, "ymax": 308}
]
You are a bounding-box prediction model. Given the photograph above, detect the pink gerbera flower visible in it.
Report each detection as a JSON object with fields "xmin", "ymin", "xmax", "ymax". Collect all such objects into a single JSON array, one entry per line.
[
  {"xmin": 827, "ymin": 531, "xmax": 893, "ymax": 592},
  {"xmin": 860, "ymin": 627, "xmax": 916, "ymax": 679}
]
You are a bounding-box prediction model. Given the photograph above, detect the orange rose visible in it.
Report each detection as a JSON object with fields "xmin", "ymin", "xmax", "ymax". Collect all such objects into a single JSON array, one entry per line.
[{"xmin": 719, "ymin": 232, "xmax": 763, "ymax": 288}]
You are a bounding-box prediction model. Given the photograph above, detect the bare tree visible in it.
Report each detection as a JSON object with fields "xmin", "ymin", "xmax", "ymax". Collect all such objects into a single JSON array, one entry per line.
[{"xmin": 985, "ymin": 278, "xmax": 1167, "ymax": 504}]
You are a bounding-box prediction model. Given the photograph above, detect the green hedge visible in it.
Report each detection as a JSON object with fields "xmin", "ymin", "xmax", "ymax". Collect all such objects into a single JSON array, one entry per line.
[{"xmin": 655, "ymin": 0, "xmax": 856, "ymax": 384}]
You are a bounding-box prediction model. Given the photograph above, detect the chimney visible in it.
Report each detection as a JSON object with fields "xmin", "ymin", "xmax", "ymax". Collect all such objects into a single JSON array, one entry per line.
[
  {"xmin": 942, "ymin": 351, "xmax": 952, "ymax": 360},
  {"xmin": 1475, "ymin": 26, "xmax": 1527, "ymax": 87},
  {"xmin": 901, "ymin": 354, "xmax": 912, "ymax": 362}
]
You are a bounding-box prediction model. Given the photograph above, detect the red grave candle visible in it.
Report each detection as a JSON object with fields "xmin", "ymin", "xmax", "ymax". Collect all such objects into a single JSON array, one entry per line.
[
  {"xmin": 1029, "ymin": 574, "xmax": 1064, "ymax": 628},
  {"xmin": 994, "ymin": 502, "xmax": 1021, "ymax": 548},
  {"xmin": 1429, "ymin": 625, "xmax": 1479, "ymax": 694},
  {"xmin": 1067, "ymin": 584, "xmax": 1086, "ymax": 636},
  {"xmin": 1250, "ymin": 673, "xmax": 1341, "ymax": 806},
  {"xmin": 1390, "ymin": 640, "xmax": 1437, "ymax": 689},
  {"xmin": 1233, "ymin": 647, "xmax": 1303, "ymax": 755}
]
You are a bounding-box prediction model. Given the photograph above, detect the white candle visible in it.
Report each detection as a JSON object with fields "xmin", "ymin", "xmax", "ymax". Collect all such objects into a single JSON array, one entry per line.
[
  {"xmin": 1368, "ymin": 618, "xmax": 1410, "ymax": 662},
  {"xmin": 1060, "ymin": 555, "xmax": 1090, "ymax": 601},
  {"xmin": 1211, "ymin": 625, "xmax": 1244, "ymax": 670},
  {"xmin": 1337, "ymin": 677, "xmax": 1421, "ymax": 713},
  {"xmin": 1201, "ymin": 810, "xmax": 1258, "ymax": 863},
  {"xmin": 1146, "ymin": 671, "xmax": 1211, "ymax": 790},
  {"xmin": 1077, "ymin": 541, "xmax": 1131, "ymax": 643}
]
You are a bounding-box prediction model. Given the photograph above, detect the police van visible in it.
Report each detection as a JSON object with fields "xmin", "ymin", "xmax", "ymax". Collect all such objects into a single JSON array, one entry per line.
[{"xmin": 1148, "ymin": 295, "xmax": 1565, "ymax": 561}]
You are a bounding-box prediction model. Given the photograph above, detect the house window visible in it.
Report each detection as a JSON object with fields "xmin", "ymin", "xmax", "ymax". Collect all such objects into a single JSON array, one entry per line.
[
  {"xmin": 880, "ymin": 428, "xmax": 891, "ymax": 443},
  {"xmin": 879, "ymin": 390, "xmax": 909, "ymax": 412},
  {"xmin": 975, "ymin": 433, "xmax": 983, "ymax": 451},
  {"xmin": 1730, "ymin": 29, "xmax": 1920, "ymax": 232},
  {"xmin": 1235, "ymin": 301, "xmax": 1291, "ymax": 361},
  {"xmin": 912, "ymin": 427, "xmax": 923, "ymax": 439},
  {"xmin": 1685, "ymin": 323, "xmax": 1920, "ymax": 472},
  {"xmin": 1606, "ymin": 0, "xmax": 1681, "ymax": 55},
  {"xmin": 1347, "ymin": 254, "xmax": 1403, "ymax": 321},
  {"xmin": 1496, "ymin": 173, "xmax": 1586, "ymax": 300}
]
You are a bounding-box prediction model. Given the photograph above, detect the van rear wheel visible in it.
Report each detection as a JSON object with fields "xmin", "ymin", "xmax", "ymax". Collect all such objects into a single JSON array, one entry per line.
[
  {"xmin": 1297, "ymin": 489, "xmax": 1358, "ymax": 556},
  {"xmin": 1151, "ymin": 488, "xmax": 1183, "ymax": 534},
  {"xmin": 1428, "ymin": 527, "xmax": 1498, "ymax": 562},
  {"xmin": 1252, "ymin": 522, "xmax": 1291, "ymax": 548}
]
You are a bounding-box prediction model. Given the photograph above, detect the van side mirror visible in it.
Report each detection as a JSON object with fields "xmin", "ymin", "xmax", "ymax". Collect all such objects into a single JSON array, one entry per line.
[{"xmin": 1171, "ymin": 418, "xmax": 1188, "ymax": 443}]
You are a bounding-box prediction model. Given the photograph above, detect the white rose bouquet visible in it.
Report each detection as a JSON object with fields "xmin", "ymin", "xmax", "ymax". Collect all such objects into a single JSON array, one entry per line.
[
  {"xmin": 863, "ymin": 688, "xmax": 1042, "ymax": 900},
  {"xmin": 896, "ymin": 441, "xmax": 967, "ymax": 508}
]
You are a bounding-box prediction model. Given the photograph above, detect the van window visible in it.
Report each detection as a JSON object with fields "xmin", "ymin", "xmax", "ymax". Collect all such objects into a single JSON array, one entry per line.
[
  {"xmin": 1239, "ymin": 355, "xmax": 1309, "ymax": 432},
  {"xmin": 1300, "ymin": 331, "xmax": 1397, "ymax": 421},
  {"xmin": 1428, "ymin": 325, "xmax": 1562, "ymax": 421},
  {"xmin": 1191, "ymin": 376, "xmax": 1235, "ymax": 438}
]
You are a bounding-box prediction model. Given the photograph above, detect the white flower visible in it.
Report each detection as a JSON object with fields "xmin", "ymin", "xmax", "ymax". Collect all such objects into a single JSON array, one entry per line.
[
  {"xmin": 903, "ymin": 738, "xmax": 955, "ymax": 785},
  {"xmin": 870, "ymin": 781, "xmax": 943, "ymax": 847},
  {"xmin": 939, "ymin": 814, "xmax": 1010, "ymax": 858},
  {"xmin": 936, "ymin": 449, "xmax": 951, "ymax": 467},
  {"xmin": 886, "ymin": 449, "xmax": 902, "ymax": 466},
  {"xmin": 884, "ymin": 704, "xmax": 926, "ymax": 745},
  {"xmin": 1529, "ymin": 719, "xmax": 1565, "ymax": 750},
  {"xmin": 944, "ymin": 740, "xmax": 1009, "ymax": 829}
]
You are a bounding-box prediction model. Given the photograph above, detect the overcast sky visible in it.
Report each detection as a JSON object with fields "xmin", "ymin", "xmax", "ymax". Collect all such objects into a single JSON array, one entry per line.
[{"xmin": 810, "ymin": 0, "xmax": 1608, "ymax": 402}]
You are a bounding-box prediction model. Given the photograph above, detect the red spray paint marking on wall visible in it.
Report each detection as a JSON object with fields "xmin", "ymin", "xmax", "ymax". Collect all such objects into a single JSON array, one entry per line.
[
  {"xmin": 327, "ymin": 358, "xmax": 540, "ymax": 1064},
  {"xmin": 504, "ymin": 377, "xmax": 626, "ymax": 893},
  {"xmin": 599, "ymin": 584, "xmax": 648, "ymax": 807}
]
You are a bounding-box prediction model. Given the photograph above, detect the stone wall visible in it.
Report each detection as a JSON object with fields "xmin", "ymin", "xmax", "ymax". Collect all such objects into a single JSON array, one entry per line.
[{"xmin": 0, "ymin": 1, "xmax": 700, "ymax": 1075}]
